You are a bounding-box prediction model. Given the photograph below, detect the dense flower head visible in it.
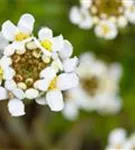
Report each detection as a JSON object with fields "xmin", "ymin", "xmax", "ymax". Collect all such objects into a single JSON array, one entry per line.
[
  {"xmin": 69, "ymin": 0, "xmax": 135, "ymax": 40},
  {"xmin": 105, "ymin": 128, "xmax": 135, "ymax": 150},
  {"xmin": 0, "ymin": 13, "xmax": 79, "ymax": 117},
  {"xmin": 62, "ymin": 52, "xmax": 122, "ymax": 120}
]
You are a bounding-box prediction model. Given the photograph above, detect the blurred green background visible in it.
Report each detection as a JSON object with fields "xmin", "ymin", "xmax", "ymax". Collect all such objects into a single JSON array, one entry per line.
[{"xmin": 0, "ymin": 0, "xmax": 135, "ymax": 149}]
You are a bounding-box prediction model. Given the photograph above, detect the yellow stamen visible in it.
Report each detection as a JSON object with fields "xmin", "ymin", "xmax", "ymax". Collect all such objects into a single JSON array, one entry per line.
[
  {"xmin": 102, "ymin": 24, "xmax": 110, "ymax": 35},
  {"xmin": 41, "ymin": 39, "xmax": 52, "ymax": 52},
  {"xmin": 15, "ymin": 32, "xmax": 29, "ymax": 41},
  {"xmin": 0, "ymin": 67, "xmax": 4, "ymax": 80},
  {"xmin": 48, "ymin": 77, "xmax": 57, "ymax": 90}
]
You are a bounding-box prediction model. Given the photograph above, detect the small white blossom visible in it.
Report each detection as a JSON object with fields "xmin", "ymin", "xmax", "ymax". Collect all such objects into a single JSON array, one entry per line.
[
  {"xmin": 0, "ymin": 13, "xmax": 79, "ymax": 116},
  {"xmin": 69, "ymin": 0, "xmax": 135, "ymax": 40},
  {"xmin": 35, "ymin": 27, "xmax": 64, "ymax": 56},
  {"xmin": 94, "ymin": 20, "xmax": 118, "ymax": 40},
  {"xmin": 105, "ymin": 128, "xmax": 127, "ymax": 150},
  {"xmin": 62, "ymin": 52, "xmax": 122, "ymax": 120}
]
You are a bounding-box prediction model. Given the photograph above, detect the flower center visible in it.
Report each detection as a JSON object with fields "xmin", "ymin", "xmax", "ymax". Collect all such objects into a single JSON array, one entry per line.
[
  {"xmin": 48, "ymin": 77, "xmax": 57, "ymax": 90},
  {"xmin": 102, "ymin": 24, "xmax": 111, "ymax": 35},
  {"xmin": 91, "ymin": 0, "xmax": 123, "ymax": 18},
  {"xmin": 11, "ymin": 48, "xmax": 48, "ymax": 88},
  {"xmin": 15, "ymin": 32, "xmax": 29, "ymax": 41},
  {"xmin": 41, "ymin": 39, "xmax": 52, "ymax": 52},
  {"xmin": 81, "ymin": 76, "xmax": 99, "ymax": 96},
  {"xmin": 0, "ymin": 67, "xmax": 4, "ymax": 80}
]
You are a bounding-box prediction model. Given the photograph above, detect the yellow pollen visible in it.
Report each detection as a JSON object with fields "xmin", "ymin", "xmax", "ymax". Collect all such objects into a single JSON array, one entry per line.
[
  {"xmin": 49, "ymin": 77, "xmax": 57, "ymax": 90},
  {"xmin": 41, "ymin": 39, "xmax": 52, "ymax": 52},
  {"xmin": 0, "ymin": 67, "xmax": 4, "ymax": 80},
  {"xmin": 15, "ymin": 32, "xmax": 29, "ymax": 41},
  {"xmin": 102, "ymin": 24, "xmax": 110, "ymax": 35}
]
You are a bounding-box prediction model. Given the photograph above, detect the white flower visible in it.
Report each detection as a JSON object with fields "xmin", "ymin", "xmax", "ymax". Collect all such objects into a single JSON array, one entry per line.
[
  {"xmin": 35, "ymin": 27, "xmax": 64, "ymax": 56},
  {"xmin": 62, "ymin": 52, "xmax": 122, "ymax": 120},
  {"xmin": 69, "ymin": 0, "xmax": 135, "ymax": 40},
  {"xmin": 69, "ymin": 6, "xmax": 93, "ymax": 29},
  {"xmin": 35, "ymin": 66, "xmax": 79, "ymax": 111},
  {"xmin": 94, "ymin": 20, "xmax": 118, "ymax": 40},
  {"xmin": 0, "ymin": 13, "xmax": 78, "ymax": 117},
  {"xmin": 2, "ymin": 13, "xmax": 35, "ymax": 52},
  {"xmin": 105, "ymin": 128, "xmax": 127, "ymax": 150},
  {"xmin": 0, "ymin": 80, "xmax": 25, "ymax": 117}
]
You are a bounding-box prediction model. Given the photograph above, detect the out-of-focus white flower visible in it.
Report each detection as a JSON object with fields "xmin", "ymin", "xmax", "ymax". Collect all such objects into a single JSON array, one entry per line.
[
  {"xmin": 106, "ymin": 128, "xmax": 135, "ymax": 150},
  {"xmin": 123, "ymin": 133, "xmax": 135, "ymax": 149},
  {"xmin": 62, "ymin": 52, "xmax": 122, "ymax": 120},
  {"xmin": 105, "ymin": 128, "xmax": 127, "ymax": 150},
  {"xmin": 94, "ymin": 20, "xmax": 118, "ymax": 40},
  {"xmin": 0, "ymin": 13, "xmax": 79, "ymax": 117},
  {"xmin": 69, "ymin": 0, "xmax": 135, "ymax": 40},
  {"xmin": 69, "ymin": 6, "xmax": 93, "ymax": 29}
]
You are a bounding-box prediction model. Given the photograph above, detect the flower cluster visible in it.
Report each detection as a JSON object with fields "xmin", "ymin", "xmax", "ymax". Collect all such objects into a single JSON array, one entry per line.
[
  {"xmin": 106, "ymin": 128, "xmax": 135, "ymax": 150},
  {"xmin": 62, "ymin": 52, "xmax": 122, "ymax": 120},
  {"xmin": 69, "ymin": 0, "xmax": 135, "ymax": 40},
  {"xmin": 0, "ymin": 14, "xmax": 79, "ymax": 117}
]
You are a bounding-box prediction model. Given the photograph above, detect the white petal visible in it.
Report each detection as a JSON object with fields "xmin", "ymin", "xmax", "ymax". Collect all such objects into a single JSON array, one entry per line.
[
  {"xmin": 25, "ymin": 88, "xmax": 39, "ymax": 99},
  {"xmin": 4, "ymin": 44, "xmax": 15, "ymax": 56},
  {"xmin": 0, "ymin": 56, "xmax": 12, "ymax": 68},
  {"xmin": 63, "ymin": 57, "xmax": 78, "ymax": 73},
  {"xmin": 79, "ymin": 9, "xmax": 93, "ymax": 29},
  {"xmin": 35, "ymin": 97, "xmax": 47, "ymax": 105},
  {"xmin": 8, "ymin": 99, "xmax": 25, "ymax": 117},
  {"xmin": 62, "ymin": 101, "xmax": 79, "ymax": 120},
  {"xmin": 80, "ymin": 0, "xmax": 92, "ymax": 8},
  {"xmin": 3, "ymin": 67, "xmax": 15, "ymax": 80},
  {"xmin": 57, "ymin": 73, "xmax": 79, "ymax": 91},
  {"xmin": 108, "ymin": 128, "xmax": 127, "ymax": 145},
  {"xmin": 18, "ymin": 13, "xmax": 35, "ymax": 34},
  {"xmin": 0, "ymin": 86, "xmax": 8, "ymax": 100},
  {"xmin": 52, "ymin": 35, "xmax": 64, "ymax": 52},
  {"xmin": 109, "ymin": 63, "xmax": 122, "ymax": 81},
  {"xmin": 2, "ymin": 20, "xmax": 17, "ymax": 41},
  {"xmin": 12, "ymin": 41, "xmax": 26, "ymax": 51},
  {"xmin": 40, "ymin": 67, "xmax": 56, "ymax": 81},
  {"xmin": 34, "ymin": 79, "xmax": 50, "ymax": 91},
  {"xmin": 117, "ymin": 16, "xmax": 128, "ymax": 28},
  {"xmin": 59, "ymin": 40, "xmax": 73, "ymax": 59},
  {"xmin": 0, "ymin": 32, "xmax": 8, "ymax": 50},
  {"xmin": 69, "ymin": 6, "xmax": 81, "ymax": 25},
  {"xmin": 46, "ymin": 90, "xmax": 64, "ymax": 111},
  {"xmin": 122, "ymin": 0, "xmax": 134, "ymax": 7},
  {"xmin": 5, "ymin": 80, "xmax": 17, "ymax": 91},
  {"xmin": 12, "ymin": 88, "xmax": 25, "ymax": 100},
  {"xmin": 38, "ymin": 27, "xmax": 53, "ymax": 41},
  {"xmin": 51, "ymin": 58, "xmax": 63, "ymax": 73}
]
